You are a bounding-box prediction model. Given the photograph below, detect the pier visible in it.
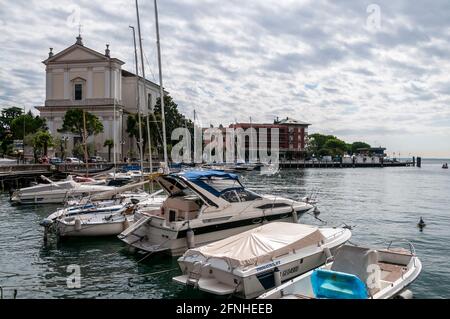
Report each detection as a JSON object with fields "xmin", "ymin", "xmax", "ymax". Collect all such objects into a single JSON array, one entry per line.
[{"xmin": 278, "ymin": 159, "xmax": 415, "ymax": 169}]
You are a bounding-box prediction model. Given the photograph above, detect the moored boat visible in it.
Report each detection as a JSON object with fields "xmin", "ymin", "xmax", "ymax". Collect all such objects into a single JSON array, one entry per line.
[
  {"xmin": 258, "ymin": 242, "xmax": 422, "ymax": 299},
  {"xmin": 118, "ymin": 170, "xmax": 314, "ymax": 256},
  {"xmin": 173, "ymin": 222, "xmax": 351, "ymax": 299},
  {"xmin": 10, "ymin": 175, "xmax": 115, "ymax": 204}
]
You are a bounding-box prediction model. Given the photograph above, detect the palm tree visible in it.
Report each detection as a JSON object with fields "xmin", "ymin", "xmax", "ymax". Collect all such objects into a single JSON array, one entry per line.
[{"xmin": 104, "ymin": 139, "xmax": 114, "ymax": 162}]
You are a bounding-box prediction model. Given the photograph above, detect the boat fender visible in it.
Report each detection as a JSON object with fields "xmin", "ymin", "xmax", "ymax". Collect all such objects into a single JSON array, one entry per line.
[
  {"xmin": 274, "ymin": 267, "xmax": 282, "ymax": 287},
  {"xmin": 186, "ymin": 228, "xmax": 195, "ymax": 249},
  {"xmin": 323, "ymin": 247, "xmax": 332, "ymax": 260},
  {"xmin": 122, "ymin": 219, "xmax": 130, "ymax": 231},
  {"xmin": 291, "ymin": 208, "xmax": 298, "ymax": 223},
  {"xmin": 74, "ymin": 218, "xmax": 82, "ymax": 231},
  {"xmin": 395, "ymin": 289, "xmax": 414, "ymax": 299}
]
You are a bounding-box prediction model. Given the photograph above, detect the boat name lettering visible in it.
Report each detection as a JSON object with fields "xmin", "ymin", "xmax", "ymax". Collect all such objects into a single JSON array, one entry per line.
[
  {"xmin": 281, "ymin": 266, "xmax": 299, "ymax": 277},
  {"xmin": 256, "ymin": 261, "xmax": 281, "ymax": 272}
]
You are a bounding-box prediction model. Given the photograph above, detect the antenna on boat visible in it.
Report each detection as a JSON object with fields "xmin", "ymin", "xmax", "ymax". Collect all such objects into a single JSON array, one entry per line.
[
  {"xmin": 129, "ymin": 25, "xmax": 145, "ymax": 181},
  {"xmin": 135, "ymin": 0, "xmax": 154, "ymax": 185}
]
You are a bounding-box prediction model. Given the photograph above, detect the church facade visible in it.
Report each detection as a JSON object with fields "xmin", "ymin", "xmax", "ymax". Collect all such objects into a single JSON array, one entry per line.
[{"xmin": 36, "ymin": 35, "xmax": 164, "ymax": 161}]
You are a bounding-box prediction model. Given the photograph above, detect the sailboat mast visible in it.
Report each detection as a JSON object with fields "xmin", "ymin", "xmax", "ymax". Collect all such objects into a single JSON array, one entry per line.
[
  {"xmin": 135, "ymin": 0, "xmax": 153, "ymax": 174},
  {"xmin": 129, "ymin": 26, "xmax": 144, "ymax": 177},
  {"xmin": 83, "ymin": 110, "xmax": 89, "ymax": 177},
  {"xmin": 154, "ymin": 0, "xmax": 168, "ymax": 167}
]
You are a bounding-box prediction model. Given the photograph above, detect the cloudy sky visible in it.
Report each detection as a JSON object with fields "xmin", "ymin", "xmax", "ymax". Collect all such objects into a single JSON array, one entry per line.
[{"xmin": 1, "ymin": 0, "xmax": 449, "ymax": 157}]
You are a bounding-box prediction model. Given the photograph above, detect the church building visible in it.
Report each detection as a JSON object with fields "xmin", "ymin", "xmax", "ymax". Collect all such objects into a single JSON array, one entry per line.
[{"xmin": 36, "ymin": 35, "xmax": 165, "ymax": 161}]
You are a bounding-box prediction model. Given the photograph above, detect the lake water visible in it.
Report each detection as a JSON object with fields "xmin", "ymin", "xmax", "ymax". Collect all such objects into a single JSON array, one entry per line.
[{"xmin": 1, "ymin": 159, "xmax": 449, "ymax": 299}]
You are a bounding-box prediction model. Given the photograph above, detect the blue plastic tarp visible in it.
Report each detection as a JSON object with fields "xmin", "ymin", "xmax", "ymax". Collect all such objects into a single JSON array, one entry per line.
[{"xmin": 311, "ymin": 269, "xmax": 368, "ymax": 299}]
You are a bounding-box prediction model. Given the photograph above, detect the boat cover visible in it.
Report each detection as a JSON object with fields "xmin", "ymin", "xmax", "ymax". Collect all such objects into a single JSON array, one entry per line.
[
  {"xmin": 184, "ymin": 222, "xmax": 325, "ymax": 267},
  {"xmin": 179, "ymin": 170, "xmax": 239, "ymax": 181}
]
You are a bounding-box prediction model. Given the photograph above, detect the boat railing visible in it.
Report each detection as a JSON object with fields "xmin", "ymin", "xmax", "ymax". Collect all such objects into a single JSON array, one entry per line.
[
  {"xmin": 324, "ymin": 227, "xmax": 348, "ymax": 241},
  {"xmin": 386, "ymin": 239, "xmax": 416, "ymax": 255}
]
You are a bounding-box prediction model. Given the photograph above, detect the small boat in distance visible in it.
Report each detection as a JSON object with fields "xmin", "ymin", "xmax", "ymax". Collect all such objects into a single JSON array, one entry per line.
[
  {"xmin": 258, "ymin": 242, "xmax": 422, "ymax": 299},
  {"xmin": 173, "ymin": 222, "xmax": 351, "ymax": 299},
  {"xmin": 442, "ymin": 163, "xmax": 448, "ymax": 169}
]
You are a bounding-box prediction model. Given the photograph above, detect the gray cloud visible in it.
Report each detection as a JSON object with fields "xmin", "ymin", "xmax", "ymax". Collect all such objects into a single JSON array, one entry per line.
[{"xmin": 0, "ymin": 0, "xmax": 449, "ymax": 156}]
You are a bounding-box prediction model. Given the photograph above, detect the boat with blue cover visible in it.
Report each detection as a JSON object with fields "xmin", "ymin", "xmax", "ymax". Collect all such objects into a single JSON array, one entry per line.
[{"xmin": 118, "ymin": 170, "xmax": 315, "ymax": 256}]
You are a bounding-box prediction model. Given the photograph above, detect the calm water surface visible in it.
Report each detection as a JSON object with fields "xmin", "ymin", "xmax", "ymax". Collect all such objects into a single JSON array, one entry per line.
[{"xmin": 1, "ymin": 159, "xmax": 449, "ymax": 298}]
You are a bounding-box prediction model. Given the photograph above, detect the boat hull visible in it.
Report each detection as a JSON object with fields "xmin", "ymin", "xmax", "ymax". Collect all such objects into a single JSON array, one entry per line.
[
  {"xmin": 11, "ymin": 189, "xmax": 112, "ymax": 204},
  {"xmin": 121, "ymin": 215, "xmax": 297, "ymax": 257},
  {"xmin": 56, "ymin": 217, "xmax": 134, "ymax": 237},
  {"xmin": 173, "ymin": 228, "xmax": 351, "ymax": 299}
]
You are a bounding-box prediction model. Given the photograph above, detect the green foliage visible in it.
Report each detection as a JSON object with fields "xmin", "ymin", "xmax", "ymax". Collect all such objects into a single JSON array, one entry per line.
[
  {"xmin": 127, "ymin": 95, "xmax": 193, "ymax": 159},
  {"xmin": 308, "ymin": 133, "xmax": 371, "ymax": 158},
  {"xmin": 0, "ymin": 107, "xmax": 23, "ymax": 131},
  {"xmin": 58, "ymin": 109, "xmax": 103, "ymax": 138},
  {"xmin": 72, "ymin": 143, "xmax": 84, "ymax": 159},
  {"xmin": 323, "ymin": 138, "xmax": 348, "ymax": 156},
  {"xmin": 25, "ymin": 130, "xmax": 54, "ymax": 161},
  {"xmin": 349, "ymin": 141, "xmax": 371, "ymax": 154},
  {"xmin": 103, "ymin": 139, "xmax": 114, "ymax": 162},
  {"xmin": 154, "ymin": 95, "xmax": 194, "ymax": 149},
  {"xmin": 0, "ymin": 107, "xmax": 24, "ymax": 155},
  {"xmin": 126, "ymin": 114, "xmax": 156, "ymax": 158},
  {"xmin": 10, "ymin": 111, "xmax": 47, "ymax": 140},
  {"xmin": 32, "ymin": 130, "xmax": 54, "ymax": 156}
]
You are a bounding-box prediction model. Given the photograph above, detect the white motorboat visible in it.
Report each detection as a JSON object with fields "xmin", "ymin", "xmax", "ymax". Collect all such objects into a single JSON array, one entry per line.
[
  {"xmin": 41, "ymin": 187, "xmax": 166, "ymax": 238},
  {"xmin": 118, "ymin": 170, "xmax": 315, "ymax": 256},
  {"xmin": 258, "ymin": 242, "xmax": 422, "ymax": 299},
  {"xmin": 52, "ymin": 202, "xmax": 136, "ymax": 237},
  {"xmin": 10, "ymin": 175, "xmax": 115, "ymax": 204},
  {"xmin": 173, "ymin": 222, "xmax": 351, "ymax": 299}
]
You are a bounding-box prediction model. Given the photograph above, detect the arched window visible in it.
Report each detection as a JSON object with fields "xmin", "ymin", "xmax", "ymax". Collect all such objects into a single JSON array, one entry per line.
[{"xmin": 72, "ymin": 78, "xmax": 86, "ymax": 101}]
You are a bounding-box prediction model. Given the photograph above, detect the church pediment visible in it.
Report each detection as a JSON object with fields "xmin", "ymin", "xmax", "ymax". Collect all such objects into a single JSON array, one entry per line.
[{"xmin": 44, "ymin": 44, "xmax": 109, "ymax": 64}]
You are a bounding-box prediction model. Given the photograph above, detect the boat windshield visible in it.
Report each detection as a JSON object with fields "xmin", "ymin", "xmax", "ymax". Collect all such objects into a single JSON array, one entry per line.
[{"xmin": 220, "ymin": 188, "xmax": 262, "ymax": 203}]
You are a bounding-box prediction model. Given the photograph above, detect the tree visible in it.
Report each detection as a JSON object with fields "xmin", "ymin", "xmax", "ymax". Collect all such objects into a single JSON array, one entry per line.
[
  {"xmin": 126, "ymin": 114, "xmax": 156, "ymax": 160},
  {"xmin": 58, "ymin": 109, "xmax": 103, "ymax": 138},
  {"xmin": 10, "ymin": 111, "xmax": 47, "ymax": 140},
  {"xmin": 350, "ymin": 141, "xmax": 371, "ymax": 155},
  {"xmin": 0, "ymin": 107, "xmax": 24, "ymax": 156},
  {"xmin": 0, "ymin": 107, "xmax": 23, "ymax": 131},
  {"xmin": 25, "ymin": 130, "xmax": 54, "ymax": 162},
  {"xmin": 59, "ymin": 109, "xmax": 103, "ymax": 161},
  {"xmin": 104, "ymin": 139, "xmax": 114, "ymax": 162},
  {"xmin": 33, "ymin": 131, "xmax": 54, "ymax": 157},
  {"xmin": 153, "ymin": 95, "xmax": 194, "ymax": 151},
  {"xmin": 323, "ymin": 138, "xmax": 348, "ymax": 156}
]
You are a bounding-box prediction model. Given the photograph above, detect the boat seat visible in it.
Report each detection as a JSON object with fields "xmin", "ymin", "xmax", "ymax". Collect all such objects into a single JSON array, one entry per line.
[
  {"xmin": 163, "ymin": 197, "xmax": 200, "ymax": 222},
  {"xmin": 331, "ymin": 245, "xmax": 380, "ymax": 295},
  {"xmin": 163, "ymin": 197, "xmax": 200, "ymax": 213},
  {"xmin": 378, "ymin": 262, "xmax": 407, "ymax": 282}
]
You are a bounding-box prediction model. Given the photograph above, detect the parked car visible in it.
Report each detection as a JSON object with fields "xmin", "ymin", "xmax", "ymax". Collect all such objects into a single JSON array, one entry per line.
[
  {"xmin": 49, "ymin": 157, "xmax": 63, "ymax": 165},
  {"xmin": 65, "ymin": 157, "xmax": 84, "ymax": 164},
  {"xmin": 38, "ymin": 156, "xmax": 49, "ymax": 164},
  {"xmin": 88, "ymin": 156, "xmax": 105, "ymax": 163}
]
